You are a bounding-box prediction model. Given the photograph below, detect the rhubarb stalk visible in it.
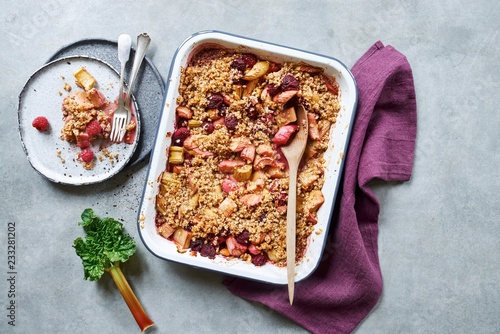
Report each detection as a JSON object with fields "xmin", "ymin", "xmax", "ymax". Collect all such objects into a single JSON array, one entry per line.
[
  {"xmin": 107, "ymin": 263, "xmax": 154, "ymax": 332},
  {"xmin": 73, "ymin": 208, "xmax": 155, "ymax": 332}
]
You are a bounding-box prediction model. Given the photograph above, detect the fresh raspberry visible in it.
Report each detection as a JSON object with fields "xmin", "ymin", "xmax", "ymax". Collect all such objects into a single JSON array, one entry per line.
[
  {"xmin": 85, "ymin": 120, "xmax": 102, "ymax": 138},
  {"xmin": 32, "ymin": 116, "xmax": 49, "ymax": 132},
  {"xmin": 79, "ymin": 148, "xmax": 94, "ymax": 163}
]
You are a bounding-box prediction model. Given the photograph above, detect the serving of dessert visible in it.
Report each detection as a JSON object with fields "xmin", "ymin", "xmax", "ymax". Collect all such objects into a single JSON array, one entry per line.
[
  {"xmin": 59, "ymin": 67, "xmax": 137, "ymax": 169},
  {"xmin": 18, "ymin": 56, "xmax": 140, "ymax": 185},
  {"xmin": 155, "ymin": 47, "xmax": 340, "ymax": 268},
  {"xmin": 138, "ymin": 31, "xmax": 357, "ymax": 283}
]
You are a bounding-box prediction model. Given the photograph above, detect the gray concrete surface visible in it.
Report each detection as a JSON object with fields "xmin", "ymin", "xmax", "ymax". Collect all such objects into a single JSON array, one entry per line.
[{"xmin": 0, "ymin": 0, "xmax": 499, "ymax": 333}]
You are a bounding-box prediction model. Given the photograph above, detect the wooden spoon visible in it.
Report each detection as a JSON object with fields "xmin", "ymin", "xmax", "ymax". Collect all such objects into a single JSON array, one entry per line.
[{"xmin": 280, "ymin": 104, "xmax": 309, "ymax": 305}]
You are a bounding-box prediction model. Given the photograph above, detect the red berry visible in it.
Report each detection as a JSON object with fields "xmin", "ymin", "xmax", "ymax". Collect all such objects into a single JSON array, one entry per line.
[
  {"xmin": 224, "ymin": 115, "xmax": 238, "ymax": 131},
  {"xmin": 32, "ymin": 116, "xmax": 49, "ymax": 132},
  {"xmin": 252, "ymin": 253, "xmax": 268, "ymax": 266},
  {"xmin": 201, "ymin": 121, "xmax": 215, "ymax": 134},
  {"xmin": 85, "ymin": 120, "xmax": 102, "ymax": 138},
  {"xmin": 79, "ymin": 148, "xmax": 94, "ymax": 163},
  {"xmin": 281, "ymin": 74, "xmax": 299, "ymax": 91},
  {"xmin": 171, "ymin": 127, "xmax": 190, "ymax": 146},
  {"xmin": 207, "ymin": 93, "xmax": 225, "ymax": 109}
]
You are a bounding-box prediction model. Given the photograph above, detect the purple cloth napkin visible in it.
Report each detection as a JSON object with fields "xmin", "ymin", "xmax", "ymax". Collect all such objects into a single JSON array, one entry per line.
[{"xmin": 223, "ymin": 41, "xmax": 417, "ymax": 334}]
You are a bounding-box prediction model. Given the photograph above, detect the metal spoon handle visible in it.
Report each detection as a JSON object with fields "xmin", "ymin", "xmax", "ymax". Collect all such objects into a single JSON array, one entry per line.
[{"xmin": 124, "ymin": 33, "xmax": 151, "ymax": 107}]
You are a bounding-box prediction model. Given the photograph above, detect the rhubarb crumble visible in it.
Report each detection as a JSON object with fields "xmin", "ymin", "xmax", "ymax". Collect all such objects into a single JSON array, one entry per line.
[
  {"xmin": 155, "ymin": 48, "xmax": 341, "ymax": 267},
  {"xmin": 60, "ymin": 67, "xmax": 136, "ymax": 169}
]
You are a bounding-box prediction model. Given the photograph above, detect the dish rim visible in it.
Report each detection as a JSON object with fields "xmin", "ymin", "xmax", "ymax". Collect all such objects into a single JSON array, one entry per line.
[{"xmin": 137, "ymin": 30, "xmax": 358, "ymax": 284}]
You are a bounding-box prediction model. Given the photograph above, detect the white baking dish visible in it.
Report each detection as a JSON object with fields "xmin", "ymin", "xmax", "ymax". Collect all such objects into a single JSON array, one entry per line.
[{"xmin": 137, "ymin": 30, "xmax": 357, "ymax": 284}]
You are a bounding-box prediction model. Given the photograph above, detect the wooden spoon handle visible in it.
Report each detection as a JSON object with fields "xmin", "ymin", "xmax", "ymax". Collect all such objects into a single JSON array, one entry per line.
[{"xmin": 287, "ymin": 161, "xmax": 299, "ymax": 305}]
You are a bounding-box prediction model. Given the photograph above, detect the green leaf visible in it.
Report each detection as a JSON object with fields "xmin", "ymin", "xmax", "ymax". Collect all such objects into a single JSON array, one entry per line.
[{"xmin": 73, "ymin": 210, "xmax": 136, "ymax": 281}]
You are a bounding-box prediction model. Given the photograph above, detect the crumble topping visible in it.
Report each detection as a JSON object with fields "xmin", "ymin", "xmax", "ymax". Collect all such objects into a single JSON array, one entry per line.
[{"xmin": 155, "ymin": 48, "xmax": 341, "ymax": 267}]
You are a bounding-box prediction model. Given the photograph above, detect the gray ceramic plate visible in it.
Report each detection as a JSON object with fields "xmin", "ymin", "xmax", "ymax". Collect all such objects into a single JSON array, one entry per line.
[
  {"xmin": 18, "ymin": 56, "xmax": 140, "ymax": 185},
  {"xmin": 47, "ymin": 38, "xmax": 165, "ymax": 165}
]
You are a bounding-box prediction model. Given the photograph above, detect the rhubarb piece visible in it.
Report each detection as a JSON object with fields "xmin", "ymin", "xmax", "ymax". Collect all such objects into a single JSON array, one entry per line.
[
  {"xmin": 168, "ymin": 146, "xmax": 184, "ymax": 164},
  {"xmin": 219, "ymin": 248, "xmax": 231, "ymax": 257},
  {"xmin": 87, "ymin": 88, "xmax": 106, "ymax": 108},
  {"xmin": 176, "ymin": 106, "xmax": 193, "ymax": 119},
  {"xmin": 229, "ymin": 137, "xmax": 252, "ymax": 152},
  {"xmin": 218, "ymin": 160, "xmax": 245, "ymax": 173},
  {"xmin": 240, "ymin": 193, "xmax": 262, "ymax": 207},
  {"xmin": 243, "ymin": 61, "xmax": 269, "ymax": 81},
  {"xmin": 248, "ymin": 244, "xmax": 261, "ymax": 255},
  {"xmin": 183, "ymin": 135, "xmax": 214, "ymax": 157},
  {"xmin": 173, "ymin": 227, "xmax": 193, "ymax": 249},
  {"xmin": 323, "ymin": 74, "xmax": 340, "ymax": 95},
  {"xmin": 272, "ymin": 124, "xmax": 298, "ymax": 146},
  {"xmin": 266, "ymin": 248, "xmax": 280, "ymax": 262},
  {"xmin": 188, "ymin": 119, "xmax": 202, "ymax": 128},
  {"xmin": 73, "ymin": 67, "xmax": 96, "ymax": 91},
  {"xmin": 233, "ymin": 164, "xmax": 253, "ymax": 182},
  {"xmin": 219, "ymin": 197, "xmax": 237, "ymax": 217},
  {"xmin": 307, "ymin": 113, "xmax": 320, "ymax": 140},
  {"xmin": 272, "ymin": 89, "xmax": 298, "ymax": 104},
  {"xmin": 307, "ymin": 189, "xmax": 325, "ymax": 213},
  {"xmin": 276, "ymin": 107, "xmax": 297, "ymax": 127},
  {"xmin": 266, "ymin": 167, "xmax": 286, "ymax": 179},
  {"xmin": 158, "ymin": 223, "xmax": 175, "ymax": 238},
  {"xmin": 221, "ymin": 177, "xmax": 239, "ymax": 193},
  {"xmin": 226, "ymin": 236, "xmax": 248, "ymax": 256},
  {"xmin": 253, "ymin": 155, "xmax": 274, "ymax": 170},
  {"xmin": 243, "ymin": 79, "xmax": 259, "ymax": 97},
  {"xmin": 256, "ymin": 143, "xmax": 274, "ymax": 157},
  {"xmin": 298, "ymin": 64, "xmax": 324, "ymax": 74},
  {"xmin": 240, "ymin": 144, "xmax": 256, "ymax": 163}
]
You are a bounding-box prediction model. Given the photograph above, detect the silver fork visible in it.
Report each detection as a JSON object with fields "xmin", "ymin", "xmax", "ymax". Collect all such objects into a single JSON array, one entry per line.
[{"xmin": 110, "ymin": 34, "xmax": 131, "ymax": 142}]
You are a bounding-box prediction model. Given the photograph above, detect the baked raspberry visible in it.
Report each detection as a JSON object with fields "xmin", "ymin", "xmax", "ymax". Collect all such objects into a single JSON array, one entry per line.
[
  {"xmin": 171, "ymin": 127, "xmax": 190, "ymax": 146},
  {"xmin": 85, "ymin": 120, "xmax": 101, "ymax": 138},
  {"xmin": 32, "ymin": 116, "xmax": 49, "ymax": 132},
  {"xmin": 189, "ymin": 239, "xmax": 203, "ymax": 252},
  {"xmin": 230, "ymin": 58, "xmax": 246, "ymax": 72},
  {"xmin": 241, "ymin": 53, "xmax": 258, "ymax": 68},
  {"xmin": 266, "ymin": 83, "xmax": 280, "ymax": 97},
  {"xmin": 207, "ymin": 93, "xmax": 225, "ymax": 109},
  {"xmin": 251, "ymin": 253, "xmax": 268, "ymax": 266},
  {"xmin": 79, "ymin": 148, "xmax": 94, "ymax": 163},
  {"xmin": 201, "ymin": 121, "xmax": 215, "ymax": 134},
  {"xmin": 224, "ymin": 115, "xmax": 238, "ymax": 131},
  {"xmin": 200, "ymin": 243, "xmax": 216, "ymax": 259},
  {"xmin": 281, "ymin": 74, "xmax": 299, "ymax": 91},
  {"xmin": 235, "ymin": 230, "xmax": 250, "ymax": 246}
]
